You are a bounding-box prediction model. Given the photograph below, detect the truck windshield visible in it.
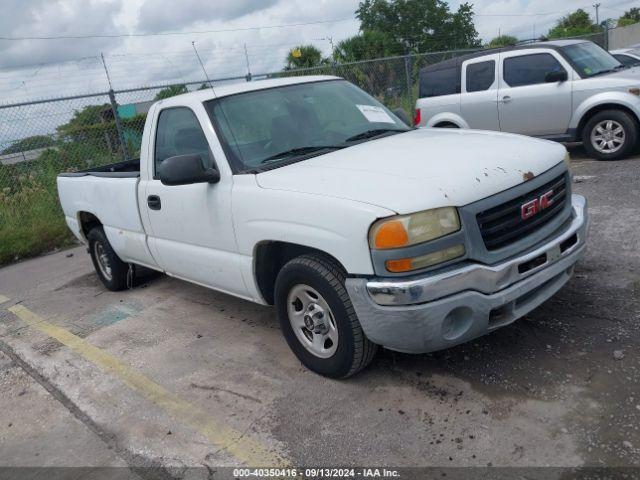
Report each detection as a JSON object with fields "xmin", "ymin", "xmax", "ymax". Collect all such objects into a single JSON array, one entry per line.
[
  {"xmin": 205, "ymin": 80, "xmax": 409, "ymax": 172},
  {"xmin": 561, "ymin": 42, "xmax": 624, "ymax": 77}
]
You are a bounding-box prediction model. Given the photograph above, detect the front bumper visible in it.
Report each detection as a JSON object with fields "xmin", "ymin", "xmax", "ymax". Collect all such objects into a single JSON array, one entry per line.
[{"xmin": 345, "ymin": 194, "xmax": 589, "ymax": 354}]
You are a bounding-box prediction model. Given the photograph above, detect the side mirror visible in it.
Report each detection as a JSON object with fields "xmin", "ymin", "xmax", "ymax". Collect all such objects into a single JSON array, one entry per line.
[
  {"xmin": 393, "ymin": 108, "xmax": 412, "ymax": 127},
  {"xmin": 545, "ymin": 70, "xmax": 568, "ymax": 83},
  {"xmin": 158, "ymin": 154, "xmax": 220, "ymax": 186}
]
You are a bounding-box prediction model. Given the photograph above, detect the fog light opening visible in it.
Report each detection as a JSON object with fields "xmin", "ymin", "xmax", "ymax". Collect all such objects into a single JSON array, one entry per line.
[{"xmin": 441, "ymin": 306, "xmax": 474, "ymax": 341}]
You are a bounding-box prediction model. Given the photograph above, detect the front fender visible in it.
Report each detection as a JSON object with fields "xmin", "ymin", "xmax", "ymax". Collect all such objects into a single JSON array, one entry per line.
[
  {"xmin": 570, "ymin": 91, "xmax": 640, "ymax": 130},
  {"xmin": 232, "ymin": 186, "xmax": 394, "ymax": 303}
]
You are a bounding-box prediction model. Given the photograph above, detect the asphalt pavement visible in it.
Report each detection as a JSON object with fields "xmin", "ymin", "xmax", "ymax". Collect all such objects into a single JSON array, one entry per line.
[{"xmin": 0, "ymin": 147, "xmax": 638, "ymax": 478}]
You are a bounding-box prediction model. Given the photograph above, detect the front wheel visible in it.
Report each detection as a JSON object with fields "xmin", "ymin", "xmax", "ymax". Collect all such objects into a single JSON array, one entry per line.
[
  {"xmin": 274, "ymin": 254, "xmax": 377, "ymax": 378},
  {"xmin": 582, "ymin": 110, "xmax": 638, "ymax": 161}
]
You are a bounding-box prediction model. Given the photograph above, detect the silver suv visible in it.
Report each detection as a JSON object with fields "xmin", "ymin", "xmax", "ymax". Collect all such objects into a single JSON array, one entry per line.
[{"xmin": 415, "ymin": 40, "xmax": 640, "ymax": 160}]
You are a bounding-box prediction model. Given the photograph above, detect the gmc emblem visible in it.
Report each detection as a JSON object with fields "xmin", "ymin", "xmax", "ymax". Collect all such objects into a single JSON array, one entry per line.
[{"xmin": 521, "ymin": 190, "xmax": 554, "ymax": 220}]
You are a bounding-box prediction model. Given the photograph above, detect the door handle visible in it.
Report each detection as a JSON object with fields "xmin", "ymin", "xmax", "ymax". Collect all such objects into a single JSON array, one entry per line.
[
  {"xmin": 500, "ymin": 96, "xmax": 512, "ymax": 104},
  {"xmin": 147, "ymin": 195, "xmax": 161, "ymax": 210}
]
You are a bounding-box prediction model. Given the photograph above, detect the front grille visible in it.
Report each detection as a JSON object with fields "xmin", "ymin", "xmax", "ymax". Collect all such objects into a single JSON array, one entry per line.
[{"xmin": 477, "ymin": 173, "xmax": 569, "ymax": 251}]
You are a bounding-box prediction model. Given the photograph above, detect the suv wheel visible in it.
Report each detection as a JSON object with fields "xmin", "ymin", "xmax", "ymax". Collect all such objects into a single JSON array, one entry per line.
[
  {"xmin": 583, "ymin": 110, "xmax": 638, "ymax": 161},
  {"xmin": 87, "ymin": 227, "xmax": 129, "ymax": 291},
  {"xmin": 274, "ymin": 254, "xmax": 377, "ymax": 378}
]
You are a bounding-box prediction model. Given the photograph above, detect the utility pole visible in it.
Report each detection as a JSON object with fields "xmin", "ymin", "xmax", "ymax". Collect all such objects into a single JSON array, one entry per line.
[
  {"xmin": 327, "ymin": 36, "xmax": 335, "ymax": 58},
  {"xmin": 593, "ymin": 3, "xmax": 601, "ymax": 26},
  {"xmin": 243, "ymin": 43, "xmax": 252, "ymax": 82}
]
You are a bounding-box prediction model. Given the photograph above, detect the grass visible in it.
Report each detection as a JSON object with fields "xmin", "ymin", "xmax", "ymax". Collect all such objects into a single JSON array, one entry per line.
[
  {"xmin": 0, "ymin": 141, "xmax": 127, "ymax": 266},
  {"xmin": 0, "ymin": 171, "xmax": 75, "ymax": 266}
]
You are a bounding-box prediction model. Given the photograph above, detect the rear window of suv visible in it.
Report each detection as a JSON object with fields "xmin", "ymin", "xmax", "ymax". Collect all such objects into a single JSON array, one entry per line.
[
  {"xmin": 419, "ymin": 66, "xmax": 460, "ymax": 98},
  {"xmin": 466, "ymin": 61, "xmax": 495, "ymax": 92}
]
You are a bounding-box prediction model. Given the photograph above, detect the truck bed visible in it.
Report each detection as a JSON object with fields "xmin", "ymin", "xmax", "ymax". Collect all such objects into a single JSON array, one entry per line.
[
  {"xmin": 57, "ymin": 167, "xmax": 155, "ymax": 267},
  {"xmin": 58, "ymin": 158, "xmax": 140, "ymax": 178}
]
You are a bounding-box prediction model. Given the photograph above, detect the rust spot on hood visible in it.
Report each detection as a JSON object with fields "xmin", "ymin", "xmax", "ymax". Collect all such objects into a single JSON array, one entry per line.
[{"xmin": 523, "ymin": 171, "xmax": 535, "ymax": 182}]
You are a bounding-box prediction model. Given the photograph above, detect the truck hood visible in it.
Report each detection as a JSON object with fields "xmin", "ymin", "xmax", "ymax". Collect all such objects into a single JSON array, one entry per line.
[
  {"xmin": 255, "ymin": 128, "xmax": 567, "ymax": 214},
  {"xmin": 598, "ymin": 66, "xmax": 640, "ymax": 80}
]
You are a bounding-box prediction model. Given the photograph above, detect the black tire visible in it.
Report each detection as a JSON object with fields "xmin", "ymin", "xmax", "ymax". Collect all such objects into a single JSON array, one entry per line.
[
  {"xmin": 87, "ymin": 227, "xmax": 129, "ymax": 291},
  {"xmin": 274, "ymin": 254, "xmax": 377, "ymax": 378},
  {"xmin": 582, "ymin": 109, "xmax": 638, "ymax": 161},
  {"xmin": 434, "ymin": 122, "xmax": 459, "ymax": 129}
]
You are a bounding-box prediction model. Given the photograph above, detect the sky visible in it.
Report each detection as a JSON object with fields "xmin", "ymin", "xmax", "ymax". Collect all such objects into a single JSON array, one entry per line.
[
  {"xmin": 0, "ymin": 0, "xmax": 637, "ymax": 147},
  {"xmin": 0, "ymin": 0, "xmax": 637, "ymax": 100}
]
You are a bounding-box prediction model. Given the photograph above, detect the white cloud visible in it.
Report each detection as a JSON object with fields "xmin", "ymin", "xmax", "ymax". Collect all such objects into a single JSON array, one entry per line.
[
  {"xmin": 0, "ymin": 0, "xmax": 638, "ymax": 108},
  {"xmin": 137, "ymin": 0, "xmax": 279, "ymax": 32},
  {"xmin": 0, "ymin": 0, "xmax": 125, "ymax": 69},
  {"xmin": 451, "ymin": 0, "xmax": 637, "ymax": 41}
]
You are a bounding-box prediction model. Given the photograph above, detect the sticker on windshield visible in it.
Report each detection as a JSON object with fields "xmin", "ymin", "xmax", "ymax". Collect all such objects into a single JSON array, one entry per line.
[{"xmin": 356, "ymin": 104, "xmax": 396, "ymax": 124}]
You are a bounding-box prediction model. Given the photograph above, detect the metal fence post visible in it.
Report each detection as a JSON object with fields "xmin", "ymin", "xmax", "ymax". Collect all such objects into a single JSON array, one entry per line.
[
  {"xmin": 404, "ymin": 55, "xmax": 413, "ymax": 114},
  {"xmin": 244, "ymin": 44, "xmax": 252, "ymax": 81},
  {"xmin": 108, "ymin": 89, "xmax": 129, "ymax": 162}
]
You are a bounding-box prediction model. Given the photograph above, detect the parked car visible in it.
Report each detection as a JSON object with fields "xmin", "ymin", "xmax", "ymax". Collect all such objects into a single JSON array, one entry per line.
[
  {"xmin": 57, "ymin": 76, "xmax": 588, "ymax": 378},
  {"xmin": 415, "ymin": 40, "xmax": 640, "ymax": 160},
  {"xmin": 610, "ymin": 47, "xmax": 640, "ymax": 68}
]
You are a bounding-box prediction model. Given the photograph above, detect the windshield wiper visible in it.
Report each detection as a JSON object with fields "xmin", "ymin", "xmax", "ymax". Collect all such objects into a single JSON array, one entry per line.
[
  {"xmin": 345, "ymin": 128, "xmax": 406, "ymax": 143},
  {"xmin": 260, "ymin": 145, "xmax": 345, "ymax": 164}
]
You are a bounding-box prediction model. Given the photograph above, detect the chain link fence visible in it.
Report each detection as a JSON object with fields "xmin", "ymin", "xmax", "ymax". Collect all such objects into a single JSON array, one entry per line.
[{"xmin": 0, "ymin": 29, "xmax": 625, "ymax": 264}]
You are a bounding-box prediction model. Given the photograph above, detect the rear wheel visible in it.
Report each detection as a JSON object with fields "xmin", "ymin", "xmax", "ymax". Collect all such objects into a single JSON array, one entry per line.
[
  {"xmin": 87, "ymin": 227, "xmax": 129, "ymax": 291},
  {"xmin": 274, "ymin": 254, "xmax": 377, "ymax": 378},
  {"xmin": 582, "ymin": 110, "xmax": 638, "ymax": 161}
]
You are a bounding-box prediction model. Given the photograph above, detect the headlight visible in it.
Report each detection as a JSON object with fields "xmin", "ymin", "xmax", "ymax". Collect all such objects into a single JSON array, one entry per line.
[{"xmin": 369, "ymin": 207, "xmax": 460, "ymax": 250}]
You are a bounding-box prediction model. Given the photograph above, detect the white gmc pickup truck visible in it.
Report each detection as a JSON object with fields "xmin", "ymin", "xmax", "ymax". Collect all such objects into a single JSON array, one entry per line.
[{"xmin": 58, "ymin": 76, "xmax": 589, "ymax": 378}]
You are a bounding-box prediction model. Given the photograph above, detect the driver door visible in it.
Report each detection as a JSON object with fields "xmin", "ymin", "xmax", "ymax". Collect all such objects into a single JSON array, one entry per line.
[{"xmin": 140, "ymin": 105, "xmax": 247, "ymax": 297}]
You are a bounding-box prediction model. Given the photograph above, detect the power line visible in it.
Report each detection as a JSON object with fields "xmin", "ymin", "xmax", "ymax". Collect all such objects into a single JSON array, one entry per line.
[
  {"xmin": 0, "ymin": 17, "xmax": 355, "ymax": 41},
  {"xmin": 474, "ymin": 1, "xmax": 630, "ymax": 17}
]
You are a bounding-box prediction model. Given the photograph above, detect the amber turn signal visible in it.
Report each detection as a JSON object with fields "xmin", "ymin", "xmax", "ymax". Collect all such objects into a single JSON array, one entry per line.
[
  {"xmin": 385, "ymin": 258, "xmax": 413, "ymax": 273},
  {"xmin": 372, "ymin": 220, "xmax": 409, "ymax": 249}
]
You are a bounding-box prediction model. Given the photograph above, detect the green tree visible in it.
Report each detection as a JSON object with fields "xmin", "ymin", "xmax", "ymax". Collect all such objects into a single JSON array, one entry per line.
[
  {"xmin": 334, "ymin": 30, "xmax": 396, "ymax": 62},
  {"xmin": 355, "ymin": 0, "xmax": 481, "ymax": 53},
  {"xmin": 198, "ymin": 83, "xmax": 209, "ymax": 90},
  {"xmin": 56, "ymin": 104, "xmax": 109, "ymax": 141},
  {"xmin": 1, "ymin": 135, "xmax": 55, "ymax": 155},
  {"xmin": 155, "ymin": 84, "xmax": 188, "ymax": 100},
  {"xmin": 548, "ymin": 9, "xmax": 599, "ymax": 39},
  {"xmin": 618, "ymin": 7, "xmax": 640, "ymax": 27},
  {"xmin": 487, "ymin": 35, "xmax": 518, "ymax": 48},
  {"xmin": 55, "ymin": 104, "xmax": 121, "ymax": 158},
  {"xmin": 285, "ymin": 45, "xmax": 328, "ymax": 70}
]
